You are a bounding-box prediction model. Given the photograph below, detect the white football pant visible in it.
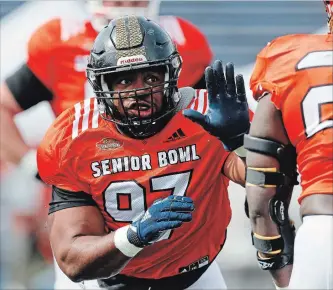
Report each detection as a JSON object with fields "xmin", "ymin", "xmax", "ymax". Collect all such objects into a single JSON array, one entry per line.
[{"xmin": 288, "ymin": 215, "xmax": 333, "ymax": 289}]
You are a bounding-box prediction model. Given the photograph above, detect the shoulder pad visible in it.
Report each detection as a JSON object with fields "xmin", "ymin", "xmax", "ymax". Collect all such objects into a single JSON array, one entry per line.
[
  {"xmin": 258, "ymin": 34, "xmax": 302, "ymax": 58},
  {"xmin": 37, "ymin": 98, "xmax": 100, "ymax": 189}
]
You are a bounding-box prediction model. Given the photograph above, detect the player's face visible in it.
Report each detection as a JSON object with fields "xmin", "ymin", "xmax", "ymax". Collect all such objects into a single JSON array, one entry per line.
[{"xmin": 107, "ymin": 67, "xmax": 165, "ymax": 119}]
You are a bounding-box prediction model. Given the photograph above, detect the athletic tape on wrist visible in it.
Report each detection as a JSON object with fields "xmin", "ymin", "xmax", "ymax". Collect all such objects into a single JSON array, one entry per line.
[
  {"xmin": 19, "ymin": 149, "xmax": 37, "ymax": 177},
  {"xmin": 114, "ymin": 225, "xmax": 143, "ymax": 258}
]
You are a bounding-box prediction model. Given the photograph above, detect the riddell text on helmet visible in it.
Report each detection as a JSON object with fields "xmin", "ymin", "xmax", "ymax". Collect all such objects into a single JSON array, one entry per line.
[{"xmin": 117, "ymin": 55, "xmax": 147, "ymax": 65}]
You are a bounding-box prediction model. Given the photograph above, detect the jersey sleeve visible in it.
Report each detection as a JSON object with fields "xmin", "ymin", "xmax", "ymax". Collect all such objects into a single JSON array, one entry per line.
[
  {"xmin": 37, "ymin": 106, "xmax": 89, "ymax": 193},
  {"xmin": 250, "ymin": 36, "xmax": 295, "ymax": 109},
  {"xmin": 5, "ymin": 64, "xmax": 53, "ymax": 110},
  {"xmin": 188, "ymin": 89, "xmax": 209, "ymax": 115},
  {"xmin": 250, "ymin": 42, "xmax": 279, "ymax": 101},
  {"xmin": 26, "ymin": 18, "xmax": 61, "ymax": 91},
  {"xmin": 160, "ymin": 16, "xmax": 213, "ymax": 88},
  {"xmin": 49, "ymin": 186, "xmax": 97, "ymax": 214}
]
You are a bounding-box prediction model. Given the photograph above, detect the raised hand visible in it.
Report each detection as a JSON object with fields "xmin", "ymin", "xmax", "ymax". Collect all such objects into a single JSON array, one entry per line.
[{"xmin": 183, "ymin": 60, "xmax": 250, "ymax": 151}]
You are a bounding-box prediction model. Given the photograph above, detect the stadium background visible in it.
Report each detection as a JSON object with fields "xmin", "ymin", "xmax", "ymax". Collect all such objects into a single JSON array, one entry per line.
[{"xmin": 0, "ymin": 1, "xmax": 328, "ymax": 289}]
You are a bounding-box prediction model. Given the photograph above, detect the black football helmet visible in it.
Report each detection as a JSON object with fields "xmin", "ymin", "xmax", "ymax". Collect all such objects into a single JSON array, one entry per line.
[{"xmin": 86, "ymin": 15, "xmax": 182, "ymax": 138}]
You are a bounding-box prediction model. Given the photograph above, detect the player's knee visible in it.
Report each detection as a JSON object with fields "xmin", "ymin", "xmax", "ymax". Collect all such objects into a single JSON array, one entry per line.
[
  {"xmin": 248, "ymin": 210, "xmax": 272, "ymax": 231},
  {"xmin": 248, "ymin": 207, "xmax": 266, "ymax": 221},
  {"xmin": 247, "ymin": 196, "xmax": 271, "ymax": 223}
]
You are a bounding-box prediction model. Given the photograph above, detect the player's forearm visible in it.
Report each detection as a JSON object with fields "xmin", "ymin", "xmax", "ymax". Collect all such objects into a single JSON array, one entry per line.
[
  {"xmin": 222, "ymin": 152, "xmax": 246, "ymax": 186},
  {"xmin": 0, "ymin": 106, "xmax": 30, "ymax": 164},
  {"xmin": 57, "ymin": 231, "xmax": 132, "ymax": 282}
]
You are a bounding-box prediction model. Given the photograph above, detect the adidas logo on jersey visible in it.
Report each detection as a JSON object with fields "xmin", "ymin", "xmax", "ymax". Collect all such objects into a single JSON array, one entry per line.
[
  {"xmin": 179, "ymin": 256, "xmax": 209, "ymax": 273},
  {"xmin": 164, "ymin": 129, "xmax": 186, "ymax": 142}
]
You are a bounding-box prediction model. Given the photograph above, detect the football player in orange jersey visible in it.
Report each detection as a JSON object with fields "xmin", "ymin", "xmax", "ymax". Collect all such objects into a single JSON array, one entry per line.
[
  {"xmin": 0, "ymin": 0, "xmax": 212, "ymax": 178},
  {"xmin": 0, "ymin": 0, "xmax": 213, "ymax": 273},
  {"xmin": 37, "ymin": 15, "xmax": 250, "ymax": 290},
  {"xmin": 245, "ymin": 1, "xmax": 333, "ymax": 289}
]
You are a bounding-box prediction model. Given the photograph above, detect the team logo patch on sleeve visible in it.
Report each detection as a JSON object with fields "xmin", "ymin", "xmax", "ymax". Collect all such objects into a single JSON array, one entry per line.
[{"xmin": 178, "ymin": 256, "xmax": 209, "ymax": 273}]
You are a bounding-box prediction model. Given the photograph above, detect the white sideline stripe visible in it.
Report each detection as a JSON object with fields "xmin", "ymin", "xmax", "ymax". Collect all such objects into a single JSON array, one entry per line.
[
  {"xmin": 82, "ymin": 98, "xmax": 91, "ymax": 132},
  {"xmin": 72, "ymin": 102, "xmax": 81, "ymax": 139},
  {"xmin": 92, "ymin": 98, "xmax": 99, "ymax": 129}
]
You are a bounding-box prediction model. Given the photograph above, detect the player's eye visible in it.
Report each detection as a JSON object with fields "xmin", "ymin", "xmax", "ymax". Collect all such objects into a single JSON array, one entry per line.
[
  {"xmin": 115, "ymin": 78, "xmax": 132, "ymax": 86},
  {"xmin": 119, "ymin": 79, "xmax": 131, "ymax": 85},
  {"xmin": 145, "ymin": 74, "xmax": 161, "ymax": 84}
]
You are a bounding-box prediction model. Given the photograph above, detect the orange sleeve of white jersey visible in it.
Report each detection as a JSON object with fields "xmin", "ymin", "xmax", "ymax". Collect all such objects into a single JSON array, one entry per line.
[
  {"xmin": 159, "ymin": 16, "xmax": 213, "ymax": 87},
  {"xmin": 26, "ymin": 18, "xmax": 61, "ymax": 90},
  {"xmin": 37, "ymin": 104, "xmax": 90, "ymax": 193}
]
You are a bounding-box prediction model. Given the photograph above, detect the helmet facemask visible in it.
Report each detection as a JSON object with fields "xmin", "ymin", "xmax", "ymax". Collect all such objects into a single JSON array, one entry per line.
[
  {"xmin": 87, "ymin": 56, "xmax": 182, "ymax": 138},
  {"xmin": 87, "ymin": 15, "xmax": 182, "ymax": 138}
]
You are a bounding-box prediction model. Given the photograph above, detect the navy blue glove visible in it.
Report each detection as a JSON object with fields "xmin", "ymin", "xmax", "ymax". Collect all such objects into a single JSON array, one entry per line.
[
  {"xmin": 127, "ymin": 195, "xmax": 194, "ymax": 247},
  {"xmin": 183, "ymin": 60, "xmax": 250, "ymax": 151}
]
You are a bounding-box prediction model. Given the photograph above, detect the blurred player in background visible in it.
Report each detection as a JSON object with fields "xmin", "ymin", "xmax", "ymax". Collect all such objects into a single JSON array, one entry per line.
[
  {"xmin": 38, "ymin": 15, "xmax": 249, "ymax": 290},
  {"xmin": 245, "ymin": 1, "xmax": 333, "ymax": 289},
  {"xmin": 0, "ymin": 0, "xmax": 213, "ymax": 285},
  {"xmin": 1, "ymin": 0, "xmax": 212, "ymax": 171}
]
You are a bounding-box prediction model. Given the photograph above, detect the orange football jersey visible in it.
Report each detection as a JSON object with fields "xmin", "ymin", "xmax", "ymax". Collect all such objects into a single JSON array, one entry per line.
[
  {"xmin": 27, "ymin": 16, "xmax": 212, "ymax": 116},
  {"xmin": 37, "ymin": 90, "xmax": 231, "ymax": 279},
  {"xmin": 250, "ymin": 34, "xmax": 333, "ymax": 203}
]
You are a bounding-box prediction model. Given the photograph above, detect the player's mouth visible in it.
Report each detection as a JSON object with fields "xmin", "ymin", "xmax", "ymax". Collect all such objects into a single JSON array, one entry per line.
[{"xmin": 127, "ymin": 102, "xmax": 155, "ymax": 118}]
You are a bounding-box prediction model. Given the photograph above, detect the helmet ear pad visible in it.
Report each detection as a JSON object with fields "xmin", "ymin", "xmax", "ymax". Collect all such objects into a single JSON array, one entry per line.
[{"xmin": 86, "ymin": 16, "xmax": 183, "ymax": 139}]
